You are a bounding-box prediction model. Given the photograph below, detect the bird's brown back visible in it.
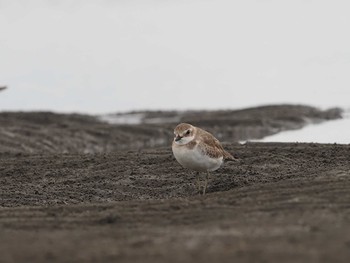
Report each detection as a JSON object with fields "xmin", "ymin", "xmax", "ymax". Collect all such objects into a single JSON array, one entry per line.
[{"xmin": 195, "ymin": 127, "xmax": 236, "ymax": 160}]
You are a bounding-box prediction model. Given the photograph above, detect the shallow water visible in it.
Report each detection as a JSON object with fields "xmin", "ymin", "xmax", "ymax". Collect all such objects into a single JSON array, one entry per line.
[{"xmin": 260, "ymin": 110, "xmax": 350, "ymax": 144}]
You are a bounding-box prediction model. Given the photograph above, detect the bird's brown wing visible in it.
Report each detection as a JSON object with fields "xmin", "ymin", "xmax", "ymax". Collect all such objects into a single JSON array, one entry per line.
[{"xmin": 197, "ymin": 129, "xmax": 235, "ymax": 160}]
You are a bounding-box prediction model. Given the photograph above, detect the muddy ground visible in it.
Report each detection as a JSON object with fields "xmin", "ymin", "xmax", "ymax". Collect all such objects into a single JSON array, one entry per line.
[
  {"xmin": 0, "ymin": 105, "xmax": 342, "ymax": 153},
  {"xmin": 0, "ymin": 105, "xmax": 349, "ymax": 262}
]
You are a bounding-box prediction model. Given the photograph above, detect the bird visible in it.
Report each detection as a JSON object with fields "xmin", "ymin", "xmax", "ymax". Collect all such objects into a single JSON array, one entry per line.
[{"xmin": 172, "ymin": 123, "xmax": 237, "ymax": 194}]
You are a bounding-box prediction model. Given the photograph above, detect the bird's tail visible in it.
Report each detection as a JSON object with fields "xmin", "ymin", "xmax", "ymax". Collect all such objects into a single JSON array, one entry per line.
[{"xmin": 223, "ymin": 150, "xmax": 240, "ymax": 162}]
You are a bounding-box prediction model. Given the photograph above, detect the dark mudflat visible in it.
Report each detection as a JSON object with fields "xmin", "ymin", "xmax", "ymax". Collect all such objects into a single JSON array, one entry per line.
[{"xmin": 1, "ymin": 142, "xmax": 350, "ymax": 262}]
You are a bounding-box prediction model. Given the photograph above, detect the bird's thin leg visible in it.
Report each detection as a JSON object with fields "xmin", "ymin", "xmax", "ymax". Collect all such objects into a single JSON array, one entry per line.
[{"xmin": 202, "ymin": 171, "xmax": 211, "ymax": 195}]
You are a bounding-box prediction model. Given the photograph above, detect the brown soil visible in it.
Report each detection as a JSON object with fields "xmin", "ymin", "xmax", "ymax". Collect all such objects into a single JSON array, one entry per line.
[
  {"xmin": 1, "ymin": 142, "xmax": 350, "ymax": 262},
  {"xmin": 0, "ymin": 105, "xmax": 347, "ymax": 262},
  {"xmin": 0, "ymin": 105, "xmax": 342, "ymax": 153}
]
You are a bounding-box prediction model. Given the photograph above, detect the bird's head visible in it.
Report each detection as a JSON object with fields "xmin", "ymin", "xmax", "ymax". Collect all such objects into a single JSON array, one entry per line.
[{"xmin": 173, "ymin": 123, "xmax": 196, "ymax": 145}]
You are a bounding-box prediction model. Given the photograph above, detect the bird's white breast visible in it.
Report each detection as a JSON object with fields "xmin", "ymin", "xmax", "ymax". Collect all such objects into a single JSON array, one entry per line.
[{"xmin": 172, "ymin": 143, "xmax": 223, "ymax": 172}]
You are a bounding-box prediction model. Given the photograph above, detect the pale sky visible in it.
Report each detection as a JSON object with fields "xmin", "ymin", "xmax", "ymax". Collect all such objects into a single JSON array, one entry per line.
[{"xmin": 0, "ymin": 0, "xmax": 349, "ymax": 113}]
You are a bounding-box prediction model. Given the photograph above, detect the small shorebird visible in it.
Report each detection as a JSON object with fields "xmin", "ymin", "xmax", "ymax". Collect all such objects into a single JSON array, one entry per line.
[{"xmin": 172, "ymin": 123, "xmax": 237, "ymax": 194}]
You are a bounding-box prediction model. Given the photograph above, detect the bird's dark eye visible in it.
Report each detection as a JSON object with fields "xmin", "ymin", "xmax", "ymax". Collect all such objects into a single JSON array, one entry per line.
[{"xmin": 186, "ymin": 130, "xmax": 190, "ymax": 135}]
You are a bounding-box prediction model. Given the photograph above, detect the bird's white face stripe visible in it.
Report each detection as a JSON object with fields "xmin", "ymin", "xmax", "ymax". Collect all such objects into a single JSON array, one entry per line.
[{"xmin": 174, "ymin": 135, "xmax": 195, "ymax": 145}]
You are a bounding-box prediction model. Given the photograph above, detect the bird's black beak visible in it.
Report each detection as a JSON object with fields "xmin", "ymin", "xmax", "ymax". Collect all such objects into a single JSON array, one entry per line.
[{"xmin": 175, "ymin": 135, "xmax": 182, "ymax": 142}]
